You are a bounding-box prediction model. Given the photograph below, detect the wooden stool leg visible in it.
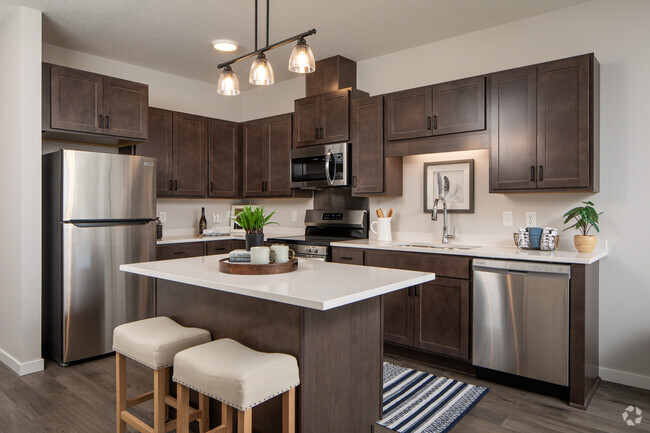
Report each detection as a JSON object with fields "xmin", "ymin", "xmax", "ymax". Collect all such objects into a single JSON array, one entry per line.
[
  {"xmin": 199, "ymin": 392, "xmax": 210, "ymax": 433},
  {"xmin": 163, "ymin": 367, "xmax": 169, "ymax": 421},
  {"xmin": 282, "ymin": 388, "xmax": 296, "ymax": 433},
  {"xmin": 177, "ymin": 384, "xmax": 191, "ymax": 433},
  {"xmin": 237, "ymin": 409, "xmax": 252, "ymax": 433},
  {"xmin": 153, "ymin": 368, "xmax": 167, "ymax": 433},
  {"xmin": 222, "ymin": 402, "xmax": 233, "ymax": 433},
  {"xmin": 116, "ymin": 353, "xmax": 127, "ymax": 433}
]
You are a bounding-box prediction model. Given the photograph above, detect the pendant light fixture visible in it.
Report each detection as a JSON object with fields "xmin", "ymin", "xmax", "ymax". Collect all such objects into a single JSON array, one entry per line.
[{"xmin": 216, "ymin": 0, "xmax": 316, "ymax": 95}]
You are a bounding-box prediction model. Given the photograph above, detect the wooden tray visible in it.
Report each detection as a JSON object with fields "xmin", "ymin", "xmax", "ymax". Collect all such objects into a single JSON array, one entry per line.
[{"xmin": 218, "ymin": 258, "xmax": 299, "ymax": 275}]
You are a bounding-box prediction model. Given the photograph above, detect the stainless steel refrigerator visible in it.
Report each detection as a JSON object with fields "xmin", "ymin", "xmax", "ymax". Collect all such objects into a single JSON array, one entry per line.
[{"xmin": 42, "ymin": 150, "xmax": 156, "ymax": 365}]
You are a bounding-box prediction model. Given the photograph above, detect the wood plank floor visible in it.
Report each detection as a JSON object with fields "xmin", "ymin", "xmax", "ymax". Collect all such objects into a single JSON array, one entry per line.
[{"xmin": 0, "ymin": 353, "xmax": 647, "ymax": 432}]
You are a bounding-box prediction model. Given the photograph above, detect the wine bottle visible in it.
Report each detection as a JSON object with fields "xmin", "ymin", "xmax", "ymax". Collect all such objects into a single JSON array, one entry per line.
[{"xmin": 199, "ymin": 207, "xmax": 207, "ymax": 234}]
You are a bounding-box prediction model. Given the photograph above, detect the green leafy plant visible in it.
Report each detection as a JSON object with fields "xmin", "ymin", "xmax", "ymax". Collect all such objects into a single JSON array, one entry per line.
[
  {"xmin": 562, "ymin": 201, "xmax": 603, "ymax": 236},
  {"xmin": 232, "ymin": 204, "xmax": 278, "ymax": 234}
]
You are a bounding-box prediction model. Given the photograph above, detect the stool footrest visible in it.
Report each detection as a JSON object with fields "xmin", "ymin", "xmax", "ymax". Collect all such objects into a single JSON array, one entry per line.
[
  {"xmin": 121, "ymin": 411, "xmax": 154, "ymax": 433},
  {"xmin": 127, "ymin": 390, "xmax": 154, "ymax": 408}
]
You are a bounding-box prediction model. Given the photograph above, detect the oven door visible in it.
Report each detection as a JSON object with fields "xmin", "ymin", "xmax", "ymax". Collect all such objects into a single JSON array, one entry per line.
[{"xmin": 290, "ymin": 143, "xmax": 349, "ymax": 188}]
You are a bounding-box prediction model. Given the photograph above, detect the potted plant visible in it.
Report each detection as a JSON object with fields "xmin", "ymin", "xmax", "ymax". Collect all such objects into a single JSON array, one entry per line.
[
  {"xmin": 562, "ymin": 201, "xmax": 603, "ymax": 253},
  {"xmin": 231, "ymin": 204, "xmax": 278, "ymax": 250}
]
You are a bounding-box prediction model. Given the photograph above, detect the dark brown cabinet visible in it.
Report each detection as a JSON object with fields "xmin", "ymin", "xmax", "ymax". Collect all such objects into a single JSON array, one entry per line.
[
  {"xmin": 43, "ymin": 63, "xmax": 148, "ymax": 141},
  {"xmin": 331, "ymin": 247, "xmax": 471, "ymax": 360},
  {"xmin": 156, "ymin": 242, "xmax": 205, "ymax": 261},
  {"xmin": 294, "ymin": 89, "xmax": 349, "ymax": 147},
  {"xmin": 385, "ymin": 76, "xmax": 485, "ymax": 142},
  {"xmin": 350, "ymin": 96, "xmax": 402, "ymax": 196},
  {"xmin": 208, "ymin": 119, "xmax": 240, "ymax": 198},
  {"xmin": 137, "ymin": 108, "xmax": 206, "ymax": 197},
  {"xmin": 243, "ymin": 114, "xmax": 292, "ymax": 197},
  {"xmin": 490, "ymin": 54, "xmax": 599, "ymax": 193}
]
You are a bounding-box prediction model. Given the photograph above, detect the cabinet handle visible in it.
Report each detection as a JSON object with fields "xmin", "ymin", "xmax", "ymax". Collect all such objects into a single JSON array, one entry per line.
[
  {"xmin": 414, "ymin": 286, "xmax": 419, "ymax": 296},
  {"xmin": 530, "ymin": 166, "xmax": 536, "ymax": 182},
  {"xmin": 315, "ymin": 128, "xmax": 319, "ymax": 139},
  {"xmin": 105, "ymin": 116, "xmax": 110, "ymax": 129},
  {"xmin": 352, "ymin": 176, "xmax": 357, "ymax": 187},
  {"xmin": 320, "ymin": 127, "xmax": 323, "ymax": 138},
  {"xmin": 427, "ymin": 116, "xmax": 432, "ymax": 130},
  {"xmin": 174, "ymin": 180, "xmax": 178, "ymax": 191},
  {"xmin": 432, "ymin": 115, "xmax": 438, "ymax": 129},
  {"xmin": 173, "ymin": 251, "xmax": 186, "ymax": 255},
  {"xmin": 98, "ymin": 115, "xmax": 103, "ymax": 128},
  {"xmin": 408, "ymin": 287, "xmax": 412, "ymax": 296},
  {"xmin": 213, "ymin": 247, "xmax": 226, "ymax": 252},
  {"xmin": 340, "ymin": 256, "xmax": 354, "ymax": 260},
  {"xmin": 169, "ymin": 180, "xmax": 173, "ymax": 190},
  {"xmin": 210, "ymin": 182, "xmax": 214, "ymax": 192},
  {"xmin": 538, "ymin": 165, "xmax": 544, "ymax": 181}
]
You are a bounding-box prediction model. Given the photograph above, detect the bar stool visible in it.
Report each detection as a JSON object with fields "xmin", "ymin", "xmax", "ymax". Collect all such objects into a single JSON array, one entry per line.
[
  {"xmin": 112, "ymin": 316, "xmax": 212, "ymax": 433},
  {"xmin": 173, "ymin": 338, "xmax": 300, "ymax": 433}
]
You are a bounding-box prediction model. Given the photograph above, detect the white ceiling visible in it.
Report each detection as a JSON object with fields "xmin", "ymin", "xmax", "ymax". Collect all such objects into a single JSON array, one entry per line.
[{"xmin": 4, "ymin": 0, "xmax": 588, "ymax": 90}]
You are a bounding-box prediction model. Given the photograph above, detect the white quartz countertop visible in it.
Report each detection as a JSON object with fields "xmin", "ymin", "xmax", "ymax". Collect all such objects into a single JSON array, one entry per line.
[
  {"xmin": 120, "ymin": 255, "xmax": 435, "ymax": 310},
  {"xmin": 157, "ymin": 235, "xmax": 242, "ymax": 245},
  {"xmin": 330, "ymin": 239, "xmax": 607, "ymax": 265}
]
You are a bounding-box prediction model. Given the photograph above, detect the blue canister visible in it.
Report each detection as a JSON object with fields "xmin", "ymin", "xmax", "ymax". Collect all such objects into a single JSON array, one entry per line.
[{"xmin": 528, "ymin": 227, "xmax": 543, "ymax": 249}]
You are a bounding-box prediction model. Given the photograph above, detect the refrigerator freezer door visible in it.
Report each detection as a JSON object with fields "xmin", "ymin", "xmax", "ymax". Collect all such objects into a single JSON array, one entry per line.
[
  {"xmin": 62, "ymin": 150, "xmax": 156, "ymax": 220},
  {"xmin": 62, "ymin": 221, "xmax": 155, "ymax": 363}
]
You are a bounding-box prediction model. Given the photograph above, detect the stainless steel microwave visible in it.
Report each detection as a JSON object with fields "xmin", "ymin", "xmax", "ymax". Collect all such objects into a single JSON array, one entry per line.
[{"xmin": 290, "ymin": 142, "xmax": 350, "ymax": 189}]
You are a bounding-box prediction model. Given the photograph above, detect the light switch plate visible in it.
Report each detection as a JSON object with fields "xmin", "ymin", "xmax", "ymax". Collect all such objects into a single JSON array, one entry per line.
[
  {"xmin": 159, "ymin": 211, "xmax": 167, "ymax": 223},
  {"xmin": 502, "ymin": 211, "xmax": 513, "ymax": 227},
  {"xmin": 291, "ymin": 210, "xmax": 298, "ymax": 222},
  {"xmin": 525, "ymin": 212, "xmax": 536, "ymax": 227}
]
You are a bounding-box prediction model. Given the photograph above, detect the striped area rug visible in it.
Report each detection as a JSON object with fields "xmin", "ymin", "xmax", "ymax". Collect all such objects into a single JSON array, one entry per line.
[{"xmin": 378, "ymin": 362, "xmax": 488, "ymax": 433}]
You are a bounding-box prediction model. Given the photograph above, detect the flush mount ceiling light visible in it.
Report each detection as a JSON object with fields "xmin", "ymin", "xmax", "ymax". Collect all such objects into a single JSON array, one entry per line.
[
  {"xmin": 213, "ymin": 40, "xmax": 238, "ymax": 52},
  {"xmin": 216, "ymin": 0, "xmax": 316, "ymax": 95}
]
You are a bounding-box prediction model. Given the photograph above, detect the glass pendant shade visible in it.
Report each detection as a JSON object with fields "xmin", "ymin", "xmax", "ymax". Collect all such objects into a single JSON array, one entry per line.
[
  {"xmin": 217, "ymin": 66, "xmax": 240, "ymax": 95},
  {"xmin": 288, "ymin": 38, "xmax": 315, "ymax": 73},
  {"xmin": 249, "ymin": 53, "xmax": 274, "ymax": 85}
]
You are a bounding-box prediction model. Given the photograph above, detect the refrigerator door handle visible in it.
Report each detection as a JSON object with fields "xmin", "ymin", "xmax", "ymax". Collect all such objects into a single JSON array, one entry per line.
[{"xmin": 68, "ymin": 219, "xmax": 155, "ymax": 227}]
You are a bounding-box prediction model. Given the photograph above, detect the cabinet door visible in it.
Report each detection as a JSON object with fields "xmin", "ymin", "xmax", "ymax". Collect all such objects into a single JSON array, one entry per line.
[
  {"xmin": 172, "ymin": 112, "xmax": 207, "ymax": 197},
  {"xmin": 351, "ymin": 96, "xmax": 384, "ymax": 194},
  {"xmin": 537, "ymin": 55, "xmax": 591, "ymax": 189},
  {"xmin": 383, "ymin": 288, "xmax": 415, "ymax": 347},
  {"xmin": 384, "ymin": 87, "xmax": 433, "ymax": 141},
  {"xmin": 414, "ymin": 278, "xmax": 470, "ymax": 360},
  {"xmin": 432, "ymin": 76, "xmax": 485, "ymax": 136},
  {"xmin": 320, "ymin": 89, "xmax": 349, "ymax": 144},
  {"xmin": 489, "ymin": 66, "xmax": 538, "ymax": 191},
  {"xmin": 331, "ymin": 247, "xmax": 364, "ymax": 265},
  {"xmin": 49, "ymin": 65, "xmax": 103, "ymax": 134},
  {"xmin": 208, "ymin": 119, "xmax": 240, "ymax": 198},
  {"xmin": 156, "ymin": 242, "xmax": 205, "ymax": 260},
  {"xmin": 265, "ymin": 114, "xmax": 292, "ymax": 196},
  {"xmin": 204, "ymin": 240, "xmax": 232, "ymax": 256},
  {"xmin": 136, "ymin": 108, "xmax": 173, "ymax": 197},
  {"xmin": 242, "ymin": 120, "xmax": 267, "ymax": 196},
  {"xmin": 103, "ymin": 77, "xmax": 148, "ymax": 139},
  {"xmin": 294, "ymin": 95, "xmax": 321, "ymax": 147}
]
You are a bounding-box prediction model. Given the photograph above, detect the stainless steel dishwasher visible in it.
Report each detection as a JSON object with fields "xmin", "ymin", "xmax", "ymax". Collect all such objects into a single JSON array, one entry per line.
[{"xmin": 472, "ymin": 259, "xmax": 570, "ymax": 386}]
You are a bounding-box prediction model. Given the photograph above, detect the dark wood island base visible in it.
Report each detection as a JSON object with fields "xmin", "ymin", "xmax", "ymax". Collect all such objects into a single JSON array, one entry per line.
[{"xmin": 157, "ymin": 279, "xmax": 383, "ymax": 433}]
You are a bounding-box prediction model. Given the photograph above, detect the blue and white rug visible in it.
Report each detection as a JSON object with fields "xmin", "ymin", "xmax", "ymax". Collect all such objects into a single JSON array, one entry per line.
[{"xmin": 379, "ymin": 362, "xmax": 488, "ymax": 433}]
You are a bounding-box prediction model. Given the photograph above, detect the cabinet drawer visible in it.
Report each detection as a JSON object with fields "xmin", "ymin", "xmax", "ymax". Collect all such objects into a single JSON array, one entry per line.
[
  {"xmin": 156, "ymin": 242, "xmax": 204, "ymax": 260},
  {"xmin": 204, "ymin": 240, "xmax": 231, "ymax": 256},
  {"xmin": 364, "ymin": 249, "xmax": 470, "ymax": 279},
  {"xmin": 331, "ymin": 248, "xmax": 364, "ymax": 265}
]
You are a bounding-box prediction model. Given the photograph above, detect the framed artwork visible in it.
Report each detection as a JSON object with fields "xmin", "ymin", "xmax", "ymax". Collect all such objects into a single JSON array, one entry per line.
[
  {"xmin": 423, "ymin": 159, "xmax": 474, "ymax": 213},
  {"xmin": 230, "ymin": 204, "xmax": 257, "ymax": 235}
]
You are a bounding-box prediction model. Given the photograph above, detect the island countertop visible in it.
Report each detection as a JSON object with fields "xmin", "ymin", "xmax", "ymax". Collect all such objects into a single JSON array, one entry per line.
[{"xmin": 120, "ymin": 255, "xmax": 435, "ymax": 310}]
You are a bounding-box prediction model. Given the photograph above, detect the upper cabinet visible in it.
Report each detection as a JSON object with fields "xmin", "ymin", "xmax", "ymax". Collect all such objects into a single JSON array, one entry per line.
[
  {"xmin": 385, "ymin": 76, "xmax": 486, "ymax": 142},
  {"xmin": 136, "ymin": 108, "xmax": 206, "ymax": 198},
  {"xmin": 208, "ymin": 119, "xmax": 240, "ymax": 198},
  {"xmin": 243, "ymin": 114, "xmax": 293, "ymax": 197},
  {"xmin": 294, "ymin": 89, "xmax": 349, "ymax": 147},
  {"xmin": 490, "ymin": 54, "xmax": 599, "ymax": 193},
  {"xmin": 43, "ymin": 63, "xmax": 148, "ymax": 142}
]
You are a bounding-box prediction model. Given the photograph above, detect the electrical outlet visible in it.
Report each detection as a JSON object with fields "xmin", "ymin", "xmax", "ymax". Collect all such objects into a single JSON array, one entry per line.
[
  {"xmin": 291, "ymin": 210, "xmax": 298, "ymax": 222},
  {"xmin": 159, "ymin": 211, "xmax": 167, "ymax": 223},
  {"xmin": 525, "ymin": 212, "xmax": 536, "ymax": 227},
  {"xmin": 502, "ymin": 211, "xmax": 513, "ymax": 227}
]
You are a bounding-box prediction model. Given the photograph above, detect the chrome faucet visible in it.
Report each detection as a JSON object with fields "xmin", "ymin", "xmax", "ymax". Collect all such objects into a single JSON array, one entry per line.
[{"xmin": 431, "ymin": 196, "xmax": 455, "ymax": 244}]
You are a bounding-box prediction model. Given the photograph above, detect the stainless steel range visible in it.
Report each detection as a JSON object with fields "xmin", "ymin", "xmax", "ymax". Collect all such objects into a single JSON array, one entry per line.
[{"xmin": 267, "ymin": 209, "xmax": 368, "ymax": 261}]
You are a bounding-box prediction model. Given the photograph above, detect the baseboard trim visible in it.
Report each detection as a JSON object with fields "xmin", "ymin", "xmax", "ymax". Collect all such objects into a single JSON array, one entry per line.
[
  {"xmin": 0, "ymin": 348, "xmax": 44, "ymax": 376},
  {"xmin": 600, "ymin": 367, "xmax": 650, "ymax": 390}
]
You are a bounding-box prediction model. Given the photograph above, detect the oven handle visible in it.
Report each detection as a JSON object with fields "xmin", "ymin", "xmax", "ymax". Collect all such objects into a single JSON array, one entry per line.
[{"xmin": 325, "ymin": 149, "xmax": 334, "ymax": 186}]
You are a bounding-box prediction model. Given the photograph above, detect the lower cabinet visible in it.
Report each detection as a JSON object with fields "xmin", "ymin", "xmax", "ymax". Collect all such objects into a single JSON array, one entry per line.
[
  {"xmin": 157, "ymin": 239, "xmax": 246, "ymax": 260},
  {"xmin": 331, "ymin": 247, "xmax": 471, "ymax": 361}
]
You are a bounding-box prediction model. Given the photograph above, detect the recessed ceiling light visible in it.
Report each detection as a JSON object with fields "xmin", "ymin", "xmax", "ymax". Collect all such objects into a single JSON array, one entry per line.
[{"xmin": 213, "ymin": 40, "xmax": 238, "ymax": 52}]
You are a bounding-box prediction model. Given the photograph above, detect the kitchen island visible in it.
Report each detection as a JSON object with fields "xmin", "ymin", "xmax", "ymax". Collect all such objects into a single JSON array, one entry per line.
[{"xmin": 120, "ymin": 255, "xmax": 435, "ymax": 433}]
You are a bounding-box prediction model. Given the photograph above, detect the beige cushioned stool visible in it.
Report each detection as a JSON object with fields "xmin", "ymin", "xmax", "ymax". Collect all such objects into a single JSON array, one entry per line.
[
  {"xmin": 112, "ymin": 317, "xmax": 211, "ymax": 433},
  {"xmin": 173, "ymin": 338, "xmax": 300, "ymax": 433}
]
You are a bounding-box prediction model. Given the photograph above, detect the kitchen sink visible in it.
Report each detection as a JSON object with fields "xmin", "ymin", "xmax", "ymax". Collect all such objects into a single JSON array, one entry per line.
[{"xmin": 391, "ymin": 242, "xmax": 479, "ymax": 250}]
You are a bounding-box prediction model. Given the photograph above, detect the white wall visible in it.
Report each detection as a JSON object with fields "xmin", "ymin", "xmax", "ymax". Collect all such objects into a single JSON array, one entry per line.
[
  {"xmin": 239, "ymin": 0, "xmax": 650, "ymax": 388},
  {"xmin": 0, "ymin": 6, "xmax": 44, "ymax": 376}
]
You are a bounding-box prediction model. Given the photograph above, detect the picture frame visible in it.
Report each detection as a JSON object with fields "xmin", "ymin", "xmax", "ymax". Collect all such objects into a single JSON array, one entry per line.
[
  {"xmin": 423, "ymin": 159, "xmax": 474, "ymax": 214},
  {"xmin": 229, "ymin": 204, "xmax": 258, "ymax": 235}
]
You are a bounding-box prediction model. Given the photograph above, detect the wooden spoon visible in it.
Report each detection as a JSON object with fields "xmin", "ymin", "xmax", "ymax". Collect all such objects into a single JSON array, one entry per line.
[
  {"xmin": 377, "ymin": 209, "xmax": 385, "ymax": 218},
  {"xmin": 386, "ymin": 208, "xmax": 393, "ymax": 218}
]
